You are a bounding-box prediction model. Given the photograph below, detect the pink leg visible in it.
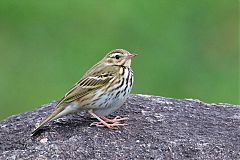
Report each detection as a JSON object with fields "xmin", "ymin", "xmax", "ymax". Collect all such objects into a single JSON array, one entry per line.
[{"xmin": 88, "ymin": 110, "xmax": 128, "ymax": 129}]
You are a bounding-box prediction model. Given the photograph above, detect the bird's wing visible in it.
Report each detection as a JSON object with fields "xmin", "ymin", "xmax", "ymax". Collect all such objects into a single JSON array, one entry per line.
[{"xmin": 55, "ymin": 72, "xmax": 115, "ymax": 108}]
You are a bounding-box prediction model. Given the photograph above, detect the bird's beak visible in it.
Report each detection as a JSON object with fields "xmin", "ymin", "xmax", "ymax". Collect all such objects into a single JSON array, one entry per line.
[{"xmin": 126, "ymin": 53, "xmax": 138, "ymax": 60}]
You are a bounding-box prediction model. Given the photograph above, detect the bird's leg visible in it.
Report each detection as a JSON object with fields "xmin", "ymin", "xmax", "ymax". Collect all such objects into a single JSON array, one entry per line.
[{"xmin": 88, "ymin": 110, "xmax": 127, "ymax": 129}]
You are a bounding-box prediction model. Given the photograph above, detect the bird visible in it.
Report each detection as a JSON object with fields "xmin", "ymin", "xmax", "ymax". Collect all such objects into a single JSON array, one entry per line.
[{"xmin": 32, "ymin": 49, "xmax": 137, "ymax": 135}]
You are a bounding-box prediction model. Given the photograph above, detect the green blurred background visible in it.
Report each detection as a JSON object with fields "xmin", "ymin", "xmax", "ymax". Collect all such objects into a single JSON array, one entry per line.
[{"xmin": 0, "ymin": 1, "xmax": 239, "ymax": 120}]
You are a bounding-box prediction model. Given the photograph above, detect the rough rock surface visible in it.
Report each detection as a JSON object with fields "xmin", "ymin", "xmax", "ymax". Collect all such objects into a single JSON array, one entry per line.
[{"xmin": 0, "ymin": 94, "xmax": 240, "ymax": 160}]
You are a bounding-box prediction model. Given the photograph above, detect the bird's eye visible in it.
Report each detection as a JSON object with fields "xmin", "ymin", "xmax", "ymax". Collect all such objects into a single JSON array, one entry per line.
[{"xmin": 115, "ymin": 55, "xmax": 120, "ymax": 59}]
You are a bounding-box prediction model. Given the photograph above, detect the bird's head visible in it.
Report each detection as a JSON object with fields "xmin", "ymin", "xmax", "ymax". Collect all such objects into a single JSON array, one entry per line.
[{"xmin": 104, "ymin": 49, "xmax": 137, "ymax": 67}]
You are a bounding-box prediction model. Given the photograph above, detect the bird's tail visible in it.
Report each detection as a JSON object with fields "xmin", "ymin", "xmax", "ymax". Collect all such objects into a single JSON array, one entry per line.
[{"xmin": 31, "ymin": 106, "xmax": 65, "ymax": 136}]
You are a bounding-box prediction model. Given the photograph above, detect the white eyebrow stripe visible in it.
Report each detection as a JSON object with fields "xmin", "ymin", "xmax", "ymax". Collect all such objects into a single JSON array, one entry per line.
[{"xmin": 110, "ymin": 53, "xmax": 122, "ymax": 57}]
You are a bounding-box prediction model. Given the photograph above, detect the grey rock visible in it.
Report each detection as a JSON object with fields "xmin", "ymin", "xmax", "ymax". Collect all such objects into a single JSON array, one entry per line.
[{"xmin": 0, "ymin": 94, "xmax": 240, "ymax": 160}]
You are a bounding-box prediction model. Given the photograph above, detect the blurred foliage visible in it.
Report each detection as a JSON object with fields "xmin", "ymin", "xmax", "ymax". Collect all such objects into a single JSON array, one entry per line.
[{"xmin": 0, "ymin": 0, "xmax": 238, "ymax": 120}]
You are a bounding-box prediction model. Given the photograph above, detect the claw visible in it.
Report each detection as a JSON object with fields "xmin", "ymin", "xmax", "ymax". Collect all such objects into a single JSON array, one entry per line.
[{"xmin": 90, "ymin": 122, "xmax": 99, "ymax": 126}]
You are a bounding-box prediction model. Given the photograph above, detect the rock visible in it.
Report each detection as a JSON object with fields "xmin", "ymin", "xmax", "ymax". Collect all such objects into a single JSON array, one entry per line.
[{"xmin": 0, "ymin": 94, "xmax": 239, "ymax": 159}]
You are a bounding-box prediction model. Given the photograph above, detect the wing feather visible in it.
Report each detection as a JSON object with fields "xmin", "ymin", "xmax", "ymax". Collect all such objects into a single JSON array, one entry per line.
[{"xmin": 55, "ymin": 72, "xmax": 114, "ymax": 108}]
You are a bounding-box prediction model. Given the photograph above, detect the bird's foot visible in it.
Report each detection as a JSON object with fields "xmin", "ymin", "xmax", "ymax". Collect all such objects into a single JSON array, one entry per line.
[
  {"xmin": 90, "ymin": 116, "xmax": 128, "ymax": 129},
  {"xmin": 101, "ymin": 116, "xmax": 129, "ymax": 123}
]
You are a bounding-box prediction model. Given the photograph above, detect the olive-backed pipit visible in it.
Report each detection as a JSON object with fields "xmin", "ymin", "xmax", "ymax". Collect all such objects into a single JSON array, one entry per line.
[{"xmin": 32, "ymin": 49, "xmax": 136, "ymax": 135}]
